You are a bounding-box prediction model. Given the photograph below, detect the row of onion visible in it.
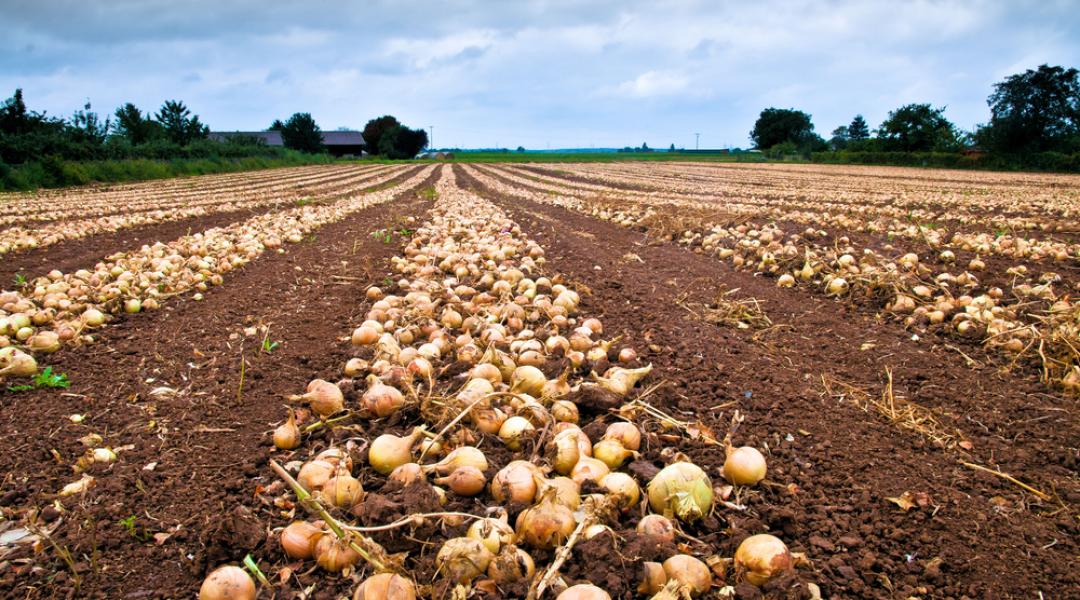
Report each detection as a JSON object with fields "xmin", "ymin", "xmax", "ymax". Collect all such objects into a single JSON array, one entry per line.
[{"xmin": 202, "ymin": 166, "xmax": 803, "ymax": 600}]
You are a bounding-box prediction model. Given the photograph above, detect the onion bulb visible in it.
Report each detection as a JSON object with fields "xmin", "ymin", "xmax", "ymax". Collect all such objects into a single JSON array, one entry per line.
[
  {"xmin": 28, "ymin": 331, "xmax": 60, "ymax": 353},
  {"xmin": 466, "ymin": 515, "xmax": 515, "ymax": 554},
  {"xmin": 273, "ymin": 409, "xmax": 301, "ymax": 450},
  {"xmin": 499, "ymin": 415, "xmax": 535, "ymax": 450},
  {"xmin": 361, "ymin": 377, "xmax": 405, "ymax": 418},
  {"xmin": 647, "ymin": 462, "xmax": 713, "ymax": 523},
  {"xmin": 425, "ymin": 446, "xmax": 488, "ymax": 476},
  {"xmin": 541, "ymin": 476, "xmax": 581, "ymax": 510},
  {"xmin": 491, "ymin": 461, "xmax": 541, "ymax": 504},
  {"xmin": 436, "ymin": 537, "xmax": 493, "ymax": 584},
  {"xmin": 294, "ymin": 379, "xmax": 344, "ymax": 417},
  {"xmin": 592, "ymin": 439, "xmax": 635, "ymax": 469},
  {"xmin": 389, "ymin": 462, "xmax": 425, "ymax": 486},
  {"xmin": 603, "ymin": 422, "xmax": 641, "ymax": 451},
  {"xmin": 550, "ymin": 429, "xmax": 582, "ymax": 475},
  {"xmin": 487, "ymin": 545, "xmax": 535, "ymax": 585},
  {"xmin": 0, "ymin": 348, "xmax": 37, "ymax": 378},
  {"xmin": 551, "ymin": 400, "xmax": 579, "ymax": 423},
  {"xmin": 510, "ymin": 365, "xmax": 546, "ymax": 396},
  {"xmin": 734, "ymin": 534, "xmax": 794, "ymax": 587},
  {"xmin": 636, "ymin": 514, "xmax": 676, "ymax": 543},
  {"xmin": 353, "ymin": 573, "xmax": 416, "ymax": 600},
  {"xmin": 298, "ymin": 459, "xmax": 336, "ymax": 491},
  {"xmin": 662, "ymin": 554, "xmax": 712, "ymax": 596},
  {"xmin": 570, "ymin": 456, "xmax": 609, "ymax": 485},
  {"xmin": 638, "ymin": 562, "xmax": 668, "ymax": 595},
  {"xmin": 434, "ymin": 465, "xmax": 486, "ymax": 496},
  {"xmin": 281, "ymin": 521, "xmax": 323, "ymax": 559},
  {"xmin": 199, "ymin": 565, "xmax": 255, "ymax": 600},
  {"xmin": 369, "ymin": 427, "xmax": 424, "ymax": 474},
  {"xmin": 723, "ymin": 446, "xmax": 767, "ymax": 486},
  {"xmin": 599, "ymin": 472, "xmax": 640, "ymax": 510},
  {"xmin": 515, "ymin": 490, "xmax": 575, "ymax": 550},
  {"xmin": 321, "ymin": 468, "xmax": 363, "ymax": 509},
  {"xmin": 352, "ymin": 325, "xmax": 380, "ymax": 346},
  {"xmin": 593, "ymin": 364, "xmax": 652, "ymax": 396},
  {"xmin": 315, "ymin": 534, "xmax": 361, "ymax": 572},
  {"xmin": 556, "ymin": 584, "xmax": 610, "ymax": 600}
]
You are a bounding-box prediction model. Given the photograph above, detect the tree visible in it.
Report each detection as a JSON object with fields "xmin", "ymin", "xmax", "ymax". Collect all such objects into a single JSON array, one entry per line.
[
  {"xmin": 878, "ymin": 103, "xmax": 959, "ymax": 152},
  {"xmin": 669, "ymin": 143, "xmax": 676, "ymax": 152},
  {"xmin": 362, "ymin": 115, "xmax": 400, "ymax": 155},
  {"xmin": 641, "ymin": 142, "xmax": 650, "ymax": 152},
  {"xmin": 378, "ymin": 125, "xmax": 428, "ymax": 159},
  {"xmin": 750, "ymin": 108, "xmax": 821, "ymax": 150},
  {"xmin": 155, "ymin": 100, "xmax": 208, "ymax": 145},
  {"xmin": 829, "ymin": 125, "xmax": 850, "ymax": 150},
  {"xmin": 268, "ymin": 119, "xmax": 285, "ymax": 131},
  {"xmin": 69, "ymin": 101, "xmax": 110, "ymax": 146},
  {"xmin": 848, "ymin": 115, "xmax": 870, "ymax": 140},
  {"xmin": 279, "ymin": 112, "xmax": 323, "ymax": 153},
  {"xmin": 978, "ymin": 64, "xmax": 1080, "ymax": 154},
  {"xmin": 516, "ymin": 146, "xmax": 525, "ymax": 153},
  {"xmin": 114, "ymin": 103, "xmax": 160, "ymax": 145}
]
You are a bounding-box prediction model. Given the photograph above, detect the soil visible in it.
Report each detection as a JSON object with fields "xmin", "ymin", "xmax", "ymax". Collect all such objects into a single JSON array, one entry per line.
[{"xmin": 0, "ymin": 163, "xmax": 1075, "ymax": 600}]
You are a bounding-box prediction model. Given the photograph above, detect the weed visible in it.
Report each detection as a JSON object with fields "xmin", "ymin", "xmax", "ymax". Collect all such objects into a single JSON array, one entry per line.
[
  {"xmin": 261, "ymin": 334, "xmax": 280, "ymax": 354},
  {"xmin": 295, "ymin": 196, "xmax": 312, "ymax": 207},
  {"xmin": 118, "ymin": 515, "xmax": 151, "ymax": 542},
  {"xmin": 418, "ymin": 186, "xmax": 438, "ymax": 201},
  {"xmin": 383, "ymin": 276, "xmax": 394, "ymax": 287},
  {"xmin": 6, "ymin": 366, "xmax": 71, "ymax": 392},
  {"xmin": 305, "ymin": 234, "xmax": 317, "ymax": 243},
  {"xmin": 12, "ymin": 272, "xmax": 27, "ymax": 287}
]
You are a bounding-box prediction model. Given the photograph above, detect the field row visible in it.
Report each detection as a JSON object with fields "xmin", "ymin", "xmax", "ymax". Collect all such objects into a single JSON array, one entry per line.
[{"xmin": 468, "ymin": 164, "xmax": 1080, "ymax": 395}]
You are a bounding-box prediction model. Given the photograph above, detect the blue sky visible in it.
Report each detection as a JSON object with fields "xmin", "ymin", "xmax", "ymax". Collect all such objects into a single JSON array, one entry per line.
[{"xmin": 2, "ymin": 0, "xmax": 1078, "ymax": 149}]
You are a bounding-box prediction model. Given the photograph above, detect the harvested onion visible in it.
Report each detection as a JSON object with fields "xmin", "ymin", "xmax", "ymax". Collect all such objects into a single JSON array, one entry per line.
[
  {"xmin": 353, "ymin": 573, "xmax": 416, "ymax": 600},
  {"xmin": 647, "ymin": 462, "xmax": 713, "ymax": 523},
  {"xmin": 199, "ymin": 565, "xmax": 255, "ymax": 600},
  {"xmin": 723, "ymin": 446, "xmax": 767, "ymax": 486},
  {"xmin": 734, "ymin": 533, "xmax": 794, "ymax": 587}
]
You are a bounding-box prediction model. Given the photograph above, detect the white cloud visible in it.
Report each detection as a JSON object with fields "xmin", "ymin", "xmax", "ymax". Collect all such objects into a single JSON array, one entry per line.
[{"xmin": 616, "ymin": 71, "xmax": 689, "ymax": 97}]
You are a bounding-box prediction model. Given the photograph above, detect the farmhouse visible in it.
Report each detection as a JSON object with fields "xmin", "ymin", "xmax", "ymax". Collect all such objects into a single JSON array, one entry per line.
[{"xmin": 208, "ymin": 130, "xmax": 366, "ymax": 157}]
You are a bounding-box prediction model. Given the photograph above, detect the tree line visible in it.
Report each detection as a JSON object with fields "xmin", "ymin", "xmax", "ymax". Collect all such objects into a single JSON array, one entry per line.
[{"xmin": 750, "ymin": 64, "xmax": 1079, "ymax": 168}]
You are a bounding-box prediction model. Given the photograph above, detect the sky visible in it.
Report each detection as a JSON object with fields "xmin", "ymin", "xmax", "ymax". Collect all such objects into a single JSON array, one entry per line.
[{"xmin": 2, "ymin": 0, "xmax": 1079, "ymax": 149}]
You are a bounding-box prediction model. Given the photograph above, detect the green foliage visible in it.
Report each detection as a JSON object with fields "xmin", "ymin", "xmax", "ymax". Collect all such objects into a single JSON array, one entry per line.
[
  {"xmin": 750, "ymin": 107, "xmax": 824, "ymax": 152},
  {"xmin": 978, "ymin": 64, "xmax": 1080, "ymax": 154},
  {"xmin": 118, "ymin": 515, "xmax": 152, "ymax": 542},
  {"xmin": 261, "ymin": 337, "xmax": 280, "ymax": 354},
  {"xmin": 13, "ymin": 272, "xmax": 26, "ymax": 287},
  {"xmin": 362, "ymin": 115, "xmax": 400, "ymax": 155},
  {"xmin": 418, "ymin": 186, "xmax": 437, "ymax": 200},
  {"xmin": 848, "ymin": 115, "xmax": 870, "ymax": 140},
  {"xmin": 114, "ymin": 103, "xmax": 162, "ymax": 145},
  {"xmin": 6, "ymin": 366, "xmax": 71, "ymax": 392},
  {"xmin": 279, "ymin": 112, "xmax": 324, "ymax": 154},
  {"xmin": 155, "ymin": 100, "xmax": 208, "ymax": 145},
  {"xmin": 377, "ymin": 125, "xmax": 428, "ymax": 159},
  {"xmin": 877, "ymin": 104, "xmax": 960, "ymax": 152}
]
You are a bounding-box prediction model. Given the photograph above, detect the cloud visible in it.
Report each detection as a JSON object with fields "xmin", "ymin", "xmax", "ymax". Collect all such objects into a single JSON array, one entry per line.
[{"xmin": 1, "ymin": 0, "xmax": 1078, "ymax": 148}]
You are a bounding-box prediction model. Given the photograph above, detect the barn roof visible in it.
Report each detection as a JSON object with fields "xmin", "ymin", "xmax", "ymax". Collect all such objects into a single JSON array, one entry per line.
[{"xmin": 208, "ymin": 130, "xmax": 365, "ymax": 146}]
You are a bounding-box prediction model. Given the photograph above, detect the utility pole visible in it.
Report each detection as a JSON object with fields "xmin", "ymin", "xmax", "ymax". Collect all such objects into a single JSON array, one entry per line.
[
  {"xmin": 695, "ymin": 133, "xmax": 700, "ymax": 150},
  {"xmin": 429, "ymin": 126, "xmax": 434, "ymax": 150}
]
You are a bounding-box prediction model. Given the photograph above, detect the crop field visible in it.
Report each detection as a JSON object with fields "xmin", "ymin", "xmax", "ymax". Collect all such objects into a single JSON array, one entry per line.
[{"xmin": 0, "ymin": 161, "xmax": 1076, "ymax": 599}]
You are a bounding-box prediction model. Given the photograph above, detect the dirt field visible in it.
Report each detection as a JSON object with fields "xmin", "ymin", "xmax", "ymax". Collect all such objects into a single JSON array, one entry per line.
[{"xmin": 0, "ymin": 162, "xmax": 1075, "ymax": 599}]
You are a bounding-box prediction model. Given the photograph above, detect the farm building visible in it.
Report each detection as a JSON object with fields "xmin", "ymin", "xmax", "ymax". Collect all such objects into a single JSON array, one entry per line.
[{"xmin": 208, "ymin": 130, "xmax": 366, "ymax": 157}]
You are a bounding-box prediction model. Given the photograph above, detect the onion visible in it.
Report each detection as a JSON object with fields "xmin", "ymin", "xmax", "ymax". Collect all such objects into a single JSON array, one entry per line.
[
  {"xmin": 295, "ymin": 379, "xmax": 344, "ymax": 417},
  {"xmin": 344, "ymin": 357, "xmax": 367, "ymax": 377},
  {"xmin": 27, "ymin": 331, "xmax": 60, "ymax": 353},
  {"xmin": 593, "ymin": 364, "xmax": 652, "ymax": 396},
  {"xmin": 426, "ymin": 446, "xmax": 488, "ymax": 475},
  {"xmin": 353, "ymin": 573, "xmax": 416, "ymax": 600},
  {"xmin": 599, "ymin": 472, "xmax": 640, "ymax": 510},
  {"xmin": 389, "ymin": 462, "xmax": 425, "ymax": 486},
  {"xmin": 467, "ymin": 515, "xmax": 515, "ymax": 554},
  {"xmin": 618, "ymin": 347, "xmax": 637, "ymax": 363},
  {"xmin": 556, "ymin": 584, "xmax": 610, "ymax": 600},
  {"xmin": 638, "ymin": 562, "xmax": 668, "ymax": 595},
  {"xmin": 491, "ymin": 461, "xmax": 541, "ymax": 504},
  {"xmin": 510, "ymin": 365, "xmax": 546, "ymax": 396},
  {"xmin": 551, "ymin": 400, "xmax": 579, "ymax": 423},
  {"xmin": 321, "ymin": 469, "xmax": 363, "ymax": 509},
  {"xmin": 550, "ymin": 429, "xmax": 582, "ymax": 475},
  {"xmin": 487, "ymin": 545, "xmax": 535, "ymax": 585},
  {"xmin": 124, "ymin": 298, "xmax": 142, "ymax": 313},
  {"xmin": 723, "ymin": 446, "xmax": 767, "ymax": 486},
  {"xmin": 637, "ymin": 514, "xmax": 676, "ymax": 543},
  {"xmin": 435, "ymin": 465, "xmax": 486, "ymax": 496},
  {"xmin": 541, "ymin": 476, "xmax": 581, "ymax": 510},
  {"xmin": 298, "ymin": 459, "xmax": 336, "ymax": 491},
  {"xmin": 570, "ymin": 456, "xmax": 610, "ymax": 485},
  {"xmin": 199, "ymin": 565, "xmax": 255, "ymax": 600},
  {"xmin": 273, "ymin": 409, "xmax": 301, "ymax": 450},
  {"xmin": 369, "ymin": 427, "xmax": 424, "ymax": 474},
  {"xmin": 470, "ymin": 404, "xmax": 507, "ymax": 434},
  {"xmin": 0, "ymin": 348, "xmax": 37, "ymax": 378},
  {"xmin": 498, "ymin": 415, "xmax": 535, "ymax": 450},
  {"xmin": 361, "ymin": 378, "xmax": 405, "ymax": 418},
  {"xmin": 352, "ymin": 325, "xmax": 380, "ymax": 346},
  {"xmin": 281, "ymin": 521, "xmax": 323, "ymax": 559},
  {"xmin": 647, "ymin": 462, "xmax": 713, "ymax": 523},
  {"xmin": 471, "ymin": 363, "xmax": 502, "ymax": 384},
  {"xmin": 436, "ymin": 537, "xmax": 493, "ymax": 584},
  {"xmin": 81, "ymin": 308, "xmax": 106, "ymax": 327},
  {"xmin": 592, "ymin": 439, "xmax": 635, "ymax": 469},
  {"xmin": 734, "ymin": 534, "xmax": 794, "ymax": 587},
  {"xmin": 516, "ymin": 490, "xmax": 575, "ymax": 549},
  {"xmin": 315, "ymin": 534, "xmax": 361, "ymax": 572},
  {"xmin": 604, "ymin": 422, "xmax": 641, "ymax": 451},
  {"xmin": 662, "ymin": 554, "xmax": 712, "ymax": 596}
]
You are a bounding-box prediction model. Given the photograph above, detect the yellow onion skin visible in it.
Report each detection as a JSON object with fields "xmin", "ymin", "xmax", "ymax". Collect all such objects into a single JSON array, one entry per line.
[
  {"xmin": 636, "ymin": 514, "xmax": 676, "ymax": 543},
  {"xmin": 638, "ymin": 561, "xmax": 668, "ymax": 595},
  {"xmin": 281, "ymin": 521, "xmax": 323, "ymax": 559},
  {"xmin": 647, "ymin": 462, "xmax": 713, "ymax": 523},
  {"xmin": 487, "ymin": 545, "xmax": 536, "ymax": 585},
  {"xmin": 273, "ymin": 410, "xmax": 301, "ymax": 450},
  {"xmin": 436, "ymin": 537, "xmax": 494, "ymax": 584},
  {"xmin": 723, "ymin": 446, "xmax": 767, "ymax": 486},
  {"xmin": 467, "ymin": 516, "xmax": 515, "ymax": 554},
  {"xmin": 734, "ymin": 534, "xmax": 794, "ymax": 587},
  {"xmin": 315, "ymin": 535, "xmax": 361, "ymax": 572},
  {"xmin": 353, "ymin": 573, "xmax": 417, "ymax": 600},
  {"xmin": 435, "ymin": 465, "xmax": 486, "ymax": 496},
  {"xmin": 662, "ymin": 554, "xmax": 712, "ymax": 596},
  {"xmin": 199, "ymin": 565, "xmax": 256, "ymax": 600},
  {"xmin": 515, "ymin": 492, "xmax": 575, "ymax": 550},
  {"xmin": 556, "ymin": 584, "xmax": 611, "ymax": 600}
]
